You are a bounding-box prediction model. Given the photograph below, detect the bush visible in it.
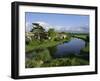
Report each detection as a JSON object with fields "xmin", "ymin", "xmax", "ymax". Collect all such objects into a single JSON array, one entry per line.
[
  {"xmin": 71, "ymin": 57, "xmax": 89, "ymax": 65},
  {"xmin": 71, "ymin": 58, "xmax": 81, "ymax": 65},
  {"xmin": 26, "ymin": 48, "xmax": 52, "ymax": 68},
  {"xmin": 25, "ymin": 38, "xmax": 30, "ymax": 45},
  {"xmin": 34, "ymin": 48, "xmax": 52, "ymax": 62},
  {"xmin": 80, "ymin": 43, "xmax": 89, "ymax": 54},
  {"xmin": 41, "ymin": 56, "xmax": 89, "ymax": 67},
  {"xmin": 29, "ymin": 40, "xmax": 40, "ymax": 46},
  {"xmin": 25, "ymin": 59, "xmax": 43, "ymax": 68},
  {"xmin": 54, "ymin": 37, "xmax": 61, "ymax": 41},
  {"xmin": 41, "ymin": 58, "xmax": 72, "ymax": 67}
]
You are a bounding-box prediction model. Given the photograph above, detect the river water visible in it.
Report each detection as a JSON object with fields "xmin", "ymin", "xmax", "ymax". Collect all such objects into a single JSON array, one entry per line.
[
  {"xmin": 52, "ymin": 38, "xmax": 85, "ymax": 58},
  {"xmin": 26, "ymin": 38, "xmax": 86, "ymax": 59}
]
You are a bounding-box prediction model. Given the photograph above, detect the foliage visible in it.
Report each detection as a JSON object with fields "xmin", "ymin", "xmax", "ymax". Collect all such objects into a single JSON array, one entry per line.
[
  {"xmin": 26, "ymin": 23, "xmax": 89, "ymax": 68},
  {"xmin": 54, "ymin": 37, "xmax": 61, "ymax": 41},
  {"xmin": 86, "ymin": 35, "xmax": 89, "ymax": 42},
  {"xmin": 26, "ymin": 48, "xmax": 52, "ymax": 68},
  {"xmin": 25, "ymin": 38, "xmax": 70, "ymax": 53},
  {"xmin": 81, "ymin": 43, "xmax": 89, "ymax": 53},
  {"xmin": 31, "ymin": 23, "xmax": 47, "ymax": 41},
  {"xmin": 41, "ymin": 57, "xmax": 89, "ymax": 67},
  {"xmin": 25, "ymin": 59, "xmax": 43, "ymax": 68},
  {"xmin": 48, "ymin": 28, "xmax": 57, "ymax": 41},
  {"xmin": 25, "ymin": 38, "xmax": 30, "ymax": 45},
  {"xmin": 26, "ymin": 51, "xmax": 89, "ymax": 68},
  {"xmin": 34, "ymin": 48, "xmax": 52, "ymax": 62}
]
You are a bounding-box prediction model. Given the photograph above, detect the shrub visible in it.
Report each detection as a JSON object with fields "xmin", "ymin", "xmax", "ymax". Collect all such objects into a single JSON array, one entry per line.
[
  {"xmin": 71, "ymin": 57, "xmax": 89, "ymax": 66},
  {"xmin": 54, "ymin": 37, "xmax": 61, "ymax": 41},
  {"xmin": 80, "ymin": 43, "xmax": 89, "ymax": 54},
  {"xmin": 25, "ymin": 59, "xmax": 42, "ymax": 68},
  {"xmin": 34, "ymin": 48, "xmax": 52, "ymax": 62},
  {"xmin": 26, "ymin": 48, "xmax": 52, "ymax": 68},
  {"xmin": 71, "ymin": 58, "xmax": 81, "ymax": 65},
  {"xmin": 25, "ymin": 38, "xmax": 30, "ymax": 45},
  {"xmin": 41, "ymin": 58, "xmax": 72, "ymax": 67}
]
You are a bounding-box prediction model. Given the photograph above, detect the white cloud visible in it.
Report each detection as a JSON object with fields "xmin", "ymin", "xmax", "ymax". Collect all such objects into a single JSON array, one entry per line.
[
  {"xmin": 54, "ymin": 25, "xmax": 89, "ymax": 33},
  {"xmin": 33, "ymin": 21, "xmax": 53, "ymax": 31},
  {"xmin": 25, "ymin": 22, "xmax": 32, "ymax": 32},
  {"xmin": 26, "ymin": 21, "xmax": 89, "ymax": 33}
]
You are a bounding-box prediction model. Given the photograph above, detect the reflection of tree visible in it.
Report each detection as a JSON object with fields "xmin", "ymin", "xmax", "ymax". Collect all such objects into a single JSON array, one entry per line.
[
  {"xmin": 48, "ymin": 46, "xmax": 57, "ymax": 58},
  {"xmin": 85, "ymin": 42, "xmax": 88, "ymax": 46},
  {"xmin": 86, "ymin": 35, "xmax": 89, "ymax": 42}
]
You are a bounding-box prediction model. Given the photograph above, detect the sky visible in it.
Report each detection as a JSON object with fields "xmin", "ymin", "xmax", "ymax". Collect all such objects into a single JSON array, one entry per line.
[{"xmin": 25, "ymin": 12, "xmax": 89, "ymax": 33}]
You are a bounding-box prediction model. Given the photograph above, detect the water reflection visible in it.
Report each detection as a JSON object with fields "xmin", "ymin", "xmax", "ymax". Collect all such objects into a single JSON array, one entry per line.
[
  {"xmin": 26, "ymin": 38, "xmax": 86, "ymax": 59},
  {"xmin": 51, "ymin": 38, "xmax": 85, "ymax": 58}
]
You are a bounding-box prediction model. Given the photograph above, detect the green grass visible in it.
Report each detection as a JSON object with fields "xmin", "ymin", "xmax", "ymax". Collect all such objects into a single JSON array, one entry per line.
[
  {"xmin": 26, "ymin": 56, "xmax": 89, "ymax": 68},
  {"xmin": 74, "ymin": 35, "xmax": 87, "ymax": 39},
  {"xmin": 81, "ymin": 43, "xmax": 89, "ymax": 53},
  {"xmin": 25, "ymin": 48, "xmax": 52, "ymax": 68},
  {"xmin": 26, "ymin": 48, "xmax": 89, "ymax": 68},
  {"xmin": 74, "ymin": 34, "xmax": 89, "ymax": 42},
  {"xmin": 82, "ymin": 45, "xmax": 89, "ymax": 52},
  {"xmin": 26, "ymin": 38, "xmax": 70, "ymax": 53},
  {"xmin": 25, "ymin": 34, "xmax": 89, "ymax": 68}
]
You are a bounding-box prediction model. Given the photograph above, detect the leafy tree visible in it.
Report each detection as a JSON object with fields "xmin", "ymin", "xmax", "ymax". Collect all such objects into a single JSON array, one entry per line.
[
  {"xmin": 48, "ymin": 28, "xmax": 57, "ymax": 41},
  {"xmin": 31, "ymin": 23, "xmax": 46, "ymax": 41}
]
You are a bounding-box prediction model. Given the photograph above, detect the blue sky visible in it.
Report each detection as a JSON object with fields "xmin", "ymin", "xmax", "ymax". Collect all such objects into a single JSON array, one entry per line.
[{"xmin": 25, "ymin": 12, "xmax": 89, "ymax": 33}]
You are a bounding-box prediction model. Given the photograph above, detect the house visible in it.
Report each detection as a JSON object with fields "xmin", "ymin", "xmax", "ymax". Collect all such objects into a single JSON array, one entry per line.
[
  {"xmin": 57, "ymin": 33, "xmax": 67, "ymax": 39},
  {"xmin": 25, "ymin": 32, "xmax": 34, "ymax": 41}
]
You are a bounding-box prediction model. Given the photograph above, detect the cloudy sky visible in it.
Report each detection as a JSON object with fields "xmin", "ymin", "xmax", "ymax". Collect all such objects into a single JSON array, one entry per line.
[{"xmin": 25, "ymin": 12, "xmax": 89, "ymax": 33}]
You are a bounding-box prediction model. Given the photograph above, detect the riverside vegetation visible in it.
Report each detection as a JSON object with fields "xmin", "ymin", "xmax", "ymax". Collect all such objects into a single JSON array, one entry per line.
[{"xmin": 25, "ymin": 23, "xmax": 89, "ymax": 68}]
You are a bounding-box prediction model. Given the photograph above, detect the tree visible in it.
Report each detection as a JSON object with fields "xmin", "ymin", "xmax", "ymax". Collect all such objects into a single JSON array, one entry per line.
[
  {"xmin": 48, "ymin": 28, "xmax": 57, "ymax": 41},
  {"xmin": 31, "ymin": 23, "xmax": 46, "ymax": 40}
]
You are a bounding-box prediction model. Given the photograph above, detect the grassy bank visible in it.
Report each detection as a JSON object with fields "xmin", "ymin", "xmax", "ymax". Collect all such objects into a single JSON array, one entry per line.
[
  {"xmin": 26, "ymin": 53, "xmax": 89, "ymax": 68},
  {"xmin": 25, "ymin": 35, "xmax": 89, "ymax": 68},
  {"xmin": 26, "ymin": 38, "xmax": 70, "ymax": 53},
  {"xmin": 80, "ymin": 43, "xmax": 89, "ymax": 54},
  {"xmin": 73, "ymin": 34, "xmax": 89, "ymax": 42}
]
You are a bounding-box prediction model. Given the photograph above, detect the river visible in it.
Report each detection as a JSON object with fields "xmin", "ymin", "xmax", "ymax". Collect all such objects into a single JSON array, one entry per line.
[
  {"xmin": 26, "ymin": 38, "xmax": 86, "ymax": 59},
  {"xmin": 49, "ymin": 38, "xmax": 86, "ymax": 58}
]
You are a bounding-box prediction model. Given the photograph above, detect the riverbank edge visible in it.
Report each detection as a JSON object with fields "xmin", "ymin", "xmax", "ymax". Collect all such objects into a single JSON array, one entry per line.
[{"xmin": 26, "ymin": 38, "xmax": 71, "ymax": 54}]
